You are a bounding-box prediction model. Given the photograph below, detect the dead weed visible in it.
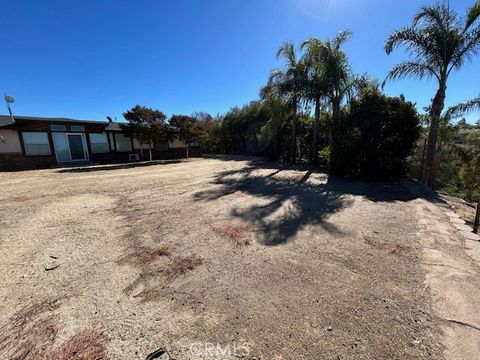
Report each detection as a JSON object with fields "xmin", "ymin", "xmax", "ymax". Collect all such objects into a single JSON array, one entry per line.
[
  {"xmin": 162, "ymin": 255, "xmax": 204, "ymax": 278},
  {"xmin": 211, "ymin": 221, "xmax": 254, "ymax": 246},
  {"xmin": 0, "ymin": 300, "xmax": 109, "ymax": 360},
  {"xmin": 364, "ymin": 236, "xmax": 411, "ymax": 256},
  {"xmin": 118, "ymin": 245, "xmax": 171, "ymax": 266}
]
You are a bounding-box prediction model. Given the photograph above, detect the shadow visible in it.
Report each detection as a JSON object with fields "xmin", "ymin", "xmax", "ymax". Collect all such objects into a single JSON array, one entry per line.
[
  {"xmin": 193, "ymin": 159, "xmax": 419, "ymax": 246},
  {"xmin": 55, "ymin": 159, "xmax": 183, "ymax": 173}
]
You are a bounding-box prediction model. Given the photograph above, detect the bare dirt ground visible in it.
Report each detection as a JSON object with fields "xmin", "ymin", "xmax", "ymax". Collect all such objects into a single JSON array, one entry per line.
[{"xmin": 0, "ymin": 156, "xmax": 478, "ymax": 359}]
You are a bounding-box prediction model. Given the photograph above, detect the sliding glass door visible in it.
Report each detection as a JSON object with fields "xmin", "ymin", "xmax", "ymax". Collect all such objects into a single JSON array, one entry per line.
[{"xmin": 52, "ymin": 133, "xmax": 88, "ymax": 163}]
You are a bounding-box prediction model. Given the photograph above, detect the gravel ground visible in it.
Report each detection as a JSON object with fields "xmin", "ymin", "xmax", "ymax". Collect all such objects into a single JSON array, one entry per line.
[{"xmin": 0, "ymin": 156, "xmax": 445, "ymax": 359}]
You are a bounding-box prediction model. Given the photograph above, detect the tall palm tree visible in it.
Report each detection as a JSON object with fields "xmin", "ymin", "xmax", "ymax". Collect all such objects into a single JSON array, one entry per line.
[
  {"xmin": 384, "ymin": 1, "xmax": 480, "ymax": 186},
  {"xmin": 267, "ymin": 42, "xmax": 306, "ymax": 163},
  {"xmin": 301, "ymin": 38, "xmax": 328, "ymax": 164}
]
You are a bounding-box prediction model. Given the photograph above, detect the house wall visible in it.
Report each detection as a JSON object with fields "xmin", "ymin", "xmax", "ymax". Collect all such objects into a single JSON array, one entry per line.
[
  {"xmin": 1, "ymin": 118, "xmax": 202, "ymax": 171},
  {"xmin": 0, "ymin": 129, "xmax": 22, "ymax": 153}
]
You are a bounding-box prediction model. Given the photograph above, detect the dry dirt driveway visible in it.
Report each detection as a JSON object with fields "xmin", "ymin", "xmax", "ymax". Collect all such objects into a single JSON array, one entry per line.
[{"xmin": 1, "ymin": 156, "xmax": 479, "ymax": 359}]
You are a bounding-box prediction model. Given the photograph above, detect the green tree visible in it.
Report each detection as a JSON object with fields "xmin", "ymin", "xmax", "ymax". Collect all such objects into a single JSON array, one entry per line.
[
  {"xmin": 122, "ymin": 105, "xmax": 170, "ymax": 161},
  {"xmin": 331, "ymin": 89, "xmax": 421, "ymax": 178},
  {"xmin": 384, "ymin": 1, "xmax": 480, "ymax": 186},
  {"xmin": 457, "ymin": 132, "xmax": 480, "ymax": 200},
  {"xmin": 267, "ymin": 42, "xmax": 306, "ymax": 163},
  {"xmin": 170, "ymin": 115, "xmax": 200, "ymax": 158}
]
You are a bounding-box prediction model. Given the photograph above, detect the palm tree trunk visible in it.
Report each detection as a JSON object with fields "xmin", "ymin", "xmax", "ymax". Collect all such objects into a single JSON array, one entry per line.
[
  {"xmin": 312, "ymin": 98, "xmax": 321, "ymax": 165},
  {"xmin": 291, "ymin": 97, "xmax": 297, "ymax": 164},
  {"xmin": 423, "ymin": 81, "xmax": 447, "ymax": 186}
]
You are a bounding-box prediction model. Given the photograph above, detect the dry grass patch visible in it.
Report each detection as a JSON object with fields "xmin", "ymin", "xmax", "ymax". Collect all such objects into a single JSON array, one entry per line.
[
  {"xmin": 0, "ymin": 300, "xmax": 109, "ymax": 360},
  {"xmin": 162, "ymin": 255, "xmax": 204, "ymax": 278},
  {"xmin": 364, "ymin": 236, "xmax": 411, "ymax": 256},
  {"xmin": 211, "ymin": 221, "xmax": 254, "ymax": 246},
  {"xmin": 119, "ymin": 245, "xmax": 171, "ymax": 266},
  {"xmin": 48, "ymin": 331, "xmax": 109, "ymax": 360}
]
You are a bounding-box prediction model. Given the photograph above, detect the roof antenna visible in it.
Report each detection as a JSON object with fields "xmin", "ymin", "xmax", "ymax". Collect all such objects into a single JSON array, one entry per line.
[{"xmin": 4, "ymin": 93, "xmax": 15, "ymax": 122}]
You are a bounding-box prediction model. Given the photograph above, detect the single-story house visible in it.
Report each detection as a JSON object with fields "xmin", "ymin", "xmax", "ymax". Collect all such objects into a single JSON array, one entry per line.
[{"xmin": 0, "ymin": 115, "xmax": 201, "ymax": 170}]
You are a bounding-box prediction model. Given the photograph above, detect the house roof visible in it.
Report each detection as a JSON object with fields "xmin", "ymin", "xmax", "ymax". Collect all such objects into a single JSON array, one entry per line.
[
  {"xmin": 0, "ymin": 114, "xmax": 109, "ymax": 125},
  {"xmin": 0, "ymin": 114, "xmax": 127, "ymax": 129}
]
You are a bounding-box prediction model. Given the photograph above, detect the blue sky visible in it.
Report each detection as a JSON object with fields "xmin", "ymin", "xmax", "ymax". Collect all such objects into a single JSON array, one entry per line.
[{"xmin": 1, "ymin": 0, "xmax": 479, "ymax": 123}]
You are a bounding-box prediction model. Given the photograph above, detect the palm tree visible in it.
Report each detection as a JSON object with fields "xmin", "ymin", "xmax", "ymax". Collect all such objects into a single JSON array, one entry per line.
[
  {"xmin": 301, "ymin": 38, "xmax": 328, "ymax": 164},
  {"xmin": 267, "ymin": 42, "xmax": 306, "ymax": 163},
  {"xmin": 384, "ymin": 1, "xmax": 480, "ymax": 186}
]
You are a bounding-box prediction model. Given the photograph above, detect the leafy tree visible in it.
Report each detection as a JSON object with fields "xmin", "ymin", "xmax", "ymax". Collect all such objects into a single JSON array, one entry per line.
[
  {"xmin": 193, "ymin": 112, "xmax": 222, "ymax": 154},
  {"xmin": 331, "ymin": 89, "xmax": 421, "ymax": 178},
  {"xmin": 267, "ymin": 42, "xmax": 306, "ymax": 163},
  {"xmin": 122, "ymin": 105, "xmax": 171, "ymax": 161},
  {"xmin": 457, "ymin": 132, "xmax": 480, "ymax": 200},
  {"xmin": 384, "ymin": 1, "xmax": 480, "ymax": 185},
  {"xmin": 169, "ymin": 115, "xmax": 200, "ymax": 158}
]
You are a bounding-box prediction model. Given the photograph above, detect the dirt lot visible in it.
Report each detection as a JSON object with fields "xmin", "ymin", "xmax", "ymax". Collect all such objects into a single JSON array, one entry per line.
[{"xmin": 0, "ymin": 156, "xmax": 475, "ymax": 359}]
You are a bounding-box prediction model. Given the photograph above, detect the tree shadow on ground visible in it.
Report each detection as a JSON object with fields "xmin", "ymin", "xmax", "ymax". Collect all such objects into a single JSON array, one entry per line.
[{"xmin": 193, "ymin": 159, "xmax": 418, "ymax": 246}]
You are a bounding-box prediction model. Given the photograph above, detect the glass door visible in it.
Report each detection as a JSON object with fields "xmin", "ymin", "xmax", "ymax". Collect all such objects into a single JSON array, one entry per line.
[
  {"xmin": 52, "ymin": 133, "xmax": 88, "ymax": 163},
  {"xmin": 67, "ymin": 134, "xmax": 87, "ymax": 160},
  {"xmin": 52, "ymin": 133, "xmax": 71, "ymax": 163}
]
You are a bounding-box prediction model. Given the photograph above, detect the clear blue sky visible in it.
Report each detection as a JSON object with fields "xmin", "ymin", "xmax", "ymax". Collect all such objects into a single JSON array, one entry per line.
[{"xmin": 1, "ymin": 0, "xmax": 479, "ymax": 123}]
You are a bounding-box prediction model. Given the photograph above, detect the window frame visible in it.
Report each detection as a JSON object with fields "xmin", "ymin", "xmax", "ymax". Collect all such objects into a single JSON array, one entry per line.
[
  {"xmin": 50, "ymin": 124, "xmax": 67, "ymax": 132},
  {"xmin": 21, "ymin": 131, "xmax": 52, "ymax": 157},
  {"xmin": 114, "ymin": 132, "xmax": 133, "ymax": 153},
  {"xmin": 88, "ymin": 132, "xmax": 110, "ymax": 154},
  {"xmin": 155, "ymin": 141, "xmax": 169, "ymax": 151},
  {"xmin": 71, "ymin": 125, "xmax": 85, "ymax": 132}
]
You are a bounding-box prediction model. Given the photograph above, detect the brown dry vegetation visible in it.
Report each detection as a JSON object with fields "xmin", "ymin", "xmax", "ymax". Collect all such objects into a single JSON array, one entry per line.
[
  {"xmin": 161, "ymin": 255, "xmax": 204, "ymax": 278},
  {"xmin": 118, "ymin": 245, "xmax": 172, "ymax": 266},
  {"xmin": 0, "ymin": 299, "xmax": 108, "ymax": 360},
  {"xmin": 210, "ymin": 221, "xmax": 254, "ymax": 246}
]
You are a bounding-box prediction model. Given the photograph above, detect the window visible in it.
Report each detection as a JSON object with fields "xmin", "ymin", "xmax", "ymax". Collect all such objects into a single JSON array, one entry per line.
[
  {"xmin": 89, "ymin": 133, "xmax": 109, "ymax": 154},
  {"xmin": 22, "ymin": 132, "xmax": 51, "ymax": 156},
  {"xmin": 71, "ymin": 125, "xmax": 85, "ymax": 132},
  {"xmin": 155, "ymin": 142, "xmax": 168, "ymax": 151},
  {"xmin": 114, "ymin": 133, "xmax": 132, "ymax": 152},
  {"xmin": 50, "ymin": 124, "xmax": 66, "ymax": 132}
]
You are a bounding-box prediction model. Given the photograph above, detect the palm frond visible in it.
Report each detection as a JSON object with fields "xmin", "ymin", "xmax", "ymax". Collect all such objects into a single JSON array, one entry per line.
[
  {"xmin": 383, "ymin": 61, "xmax": 439, "ymax": 86},
  {"xmin": 332, "ymin": 30, "xmax": 353, "ymax": 50},
  {"xmin": 446, "ymin": 97, "xmax": 480, "ymax": 117},
  {"xmin": 413, "ymin": 4, "xmax": 452, "ymax": 32},
  {"xmin": 384, "ymin": 26, "xmax": 431, "ymax": 56},
  {"xmin": 466, "ymin": 0, "xmax": 480, "ymax": 30}
]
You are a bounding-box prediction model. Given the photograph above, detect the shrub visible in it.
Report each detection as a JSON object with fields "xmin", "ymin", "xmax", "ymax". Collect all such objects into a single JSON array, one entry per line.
[{"xmin": 331, "ymin": 89, "xmax": 420, "ymax": 178}]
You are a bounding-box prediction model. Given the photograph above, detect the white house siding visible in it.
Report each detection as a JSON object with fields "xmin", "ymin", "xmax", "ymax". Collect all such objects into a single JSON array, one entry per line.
[{"xmin": 0, "ymin": 129, "xmax": 22, "ymax": 154}]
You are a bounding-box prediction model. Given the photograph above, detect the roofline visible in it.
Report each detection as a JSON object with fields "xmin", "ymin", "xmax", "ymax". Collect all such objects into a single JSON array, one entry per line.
[{"xmin": 0, "ymin": 114, "xmax": 112, "ymax": 124}]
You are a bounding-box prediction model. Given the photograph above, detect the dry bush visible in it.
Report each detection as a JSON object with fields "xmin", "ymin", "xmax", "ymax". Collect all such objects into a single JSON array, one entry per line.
[
  {"xmin": 211, "ymin": 221, "xmax": 254, "ymax": 246},
  {"xmin": 119, "ymin": 245, "xmax": 171, "ymax": 266},
  {"xmin": 162, "ymin": 255, "xmax": 204, "ymax": 278}
]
